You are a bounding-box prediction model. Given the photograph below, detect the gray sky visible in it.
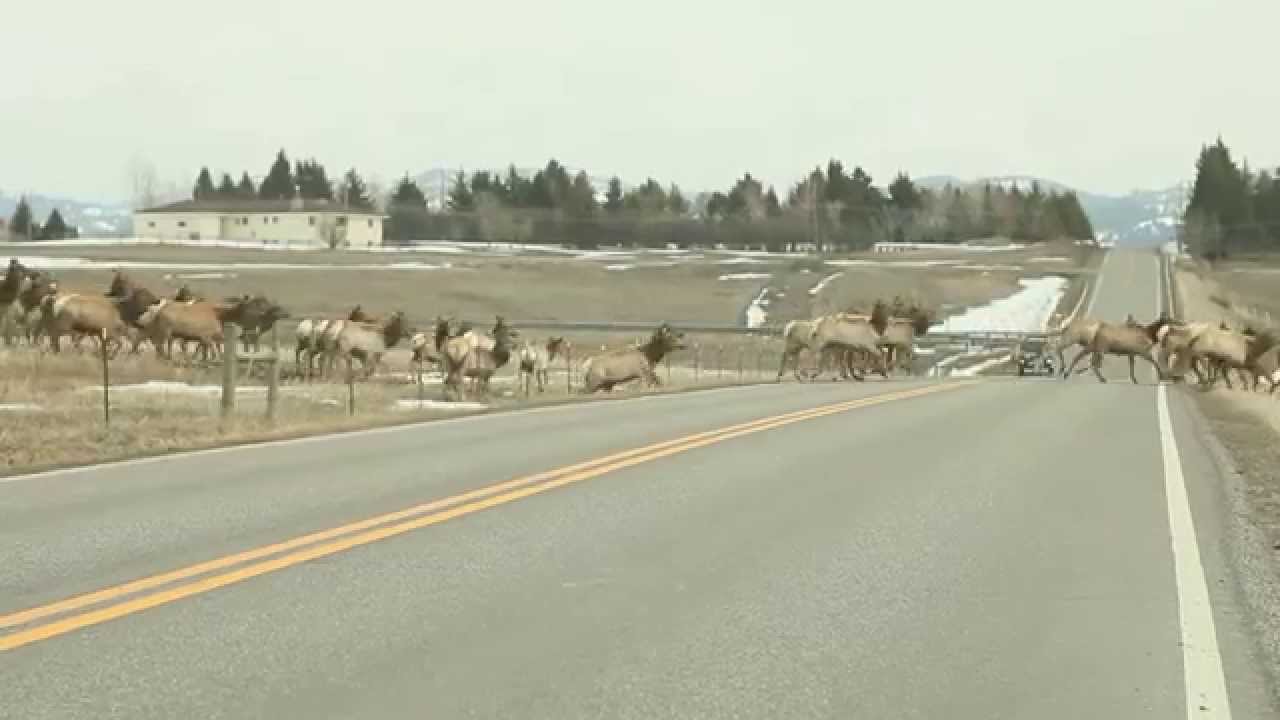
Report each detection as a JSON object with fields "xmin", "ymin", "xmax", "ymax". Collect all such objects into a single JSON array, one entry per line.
[{"xmin": 3, "ymin": 0, "xmax": 1276, "ymax": 202}]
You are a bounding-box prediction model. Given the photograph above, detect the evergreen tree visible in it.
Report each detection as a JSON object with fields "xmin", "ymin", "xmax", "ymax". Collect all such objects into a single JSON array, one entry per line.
[
  {"xmin": 565, "ymin": 171, "xmax": 597, "ymax": 218},
  {"xmin": 386, "ymin": 175, "xmax": 428, "ymax": 242},
  {"xmin": 469, "ymin": 171, "xmax": 495, "ymax": 197},
  {"xmin": 667, "ymin": 184, "xmax": 689, "ymax": 215},
  {"xmin": 888, "ymin": 172, "xmax": 922, "ymax": 210},
  {"xmin": 193, "ymin": 167, "xmax": 216, "ymax": 200},
  {"xmin": 9, "ymin": 198, "xmax": 35, "ymax": 240},
  {"xmin": 604, "ymin": 177, "xmax": 624, "ymax": 214},
  {"xmin": 294, "ymin": 159, "xmax": 333, "ymax": 200},
  {"xmin": 944, "ymin": 189, "xmax": 973, "ymax": 242},
  {"xmin": 39, "ymin": 209, "xmax": 70, "ymax": 240},
  {"xmin": 259, "ymin": 149, "xmax": 296, "ymax": 200},
  {"xmin": 1058, "ymin": 191, "xmax": 1095, "ymax": 241},
  {"xmin": 237, "ymin": 172, "xmax": 256, "ymax": 198},
  {"xmin": 764, "ymin": 187, "xmax": 782, "ymax": 218},
  {"xmin": 448, "ymin": 171, "xmax": 475, "ymax": 212},
  {"xmin": 623, "ymin": 179, "xmax": 668, "ymax": 215},
  {"xmin": 217, "ymin": 173, "xmax": 237, "ymax": 197},
  {"xmin": 338, "ymin": 169, "xmax": 374, "ymax": 210}
]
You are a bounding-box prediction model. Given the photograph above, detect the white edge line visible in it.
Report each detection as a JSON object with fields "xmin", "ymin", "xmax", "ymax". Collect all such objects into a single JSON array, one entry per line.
[
  {"xmin": 1084, "ymin": 249, "xmax": 1111, "ymax": 316},
  {"xmin": 0, "ymin": 382, "xmax": 785, "ymax": 486},
  {"xmin": 1157, "ymin": 385, "xmax": 1233, "ymax": 719}
]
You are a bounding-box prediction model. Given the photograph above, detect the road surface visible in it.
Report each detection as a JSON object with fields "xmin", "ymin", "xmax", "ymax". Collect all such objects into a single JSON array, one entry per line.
[{"xmin": 1, "ymin": 250, "xmax": 1274, "ymax": 718}]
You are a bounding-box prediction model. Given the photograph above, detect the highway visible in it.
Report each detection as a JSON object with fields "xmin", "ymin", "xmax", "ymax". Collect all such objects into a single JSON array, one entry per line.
[{"xmin": 1, "ymin": 249, "xmax": 1275, "ymax": 718}]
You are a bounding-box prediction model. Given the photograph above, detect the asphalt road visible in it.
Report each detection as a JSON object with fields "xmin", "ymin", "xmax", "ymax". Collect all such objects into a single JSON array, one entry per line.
[{"xmin": 2, "ymin": 249, "xmax": 1276, "ymax": 718}]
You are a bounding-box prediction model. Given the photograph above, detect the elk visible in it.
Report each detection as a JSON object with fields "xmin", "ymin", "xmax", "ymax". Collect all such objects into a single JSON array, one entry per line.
[
  {"xmin": 440, "ymin": 316, "xmax": 518, "ymax": 400},
  {"xmin": 776, "ymin": 319, "xmax": 819, "ymax": 382},
  {"xmin": 516, "ymin": 336, "xmax": 568, "ymax": 395},
  {"xmin": 136, "ymin": 299, "xmax": 233, "ymax": 364},
  {"xmin": 40, "ymin": 292, "xmax": 130, "ymax": 355},
  {"xmin": 1046, "ymin": 317, "xmax": 1102, "ymax": 378},
  {"xmin": 806, "ymin": 303, "xmax": 890, "ymax": 382},
  {"xmin": 328, "ymin": 310, "xmax": 411, "ymax": 379},
  {"xmin": 879, "ymin": 307, "xmax": 932, "ymax": 375},
  {"xmin": 582, "ymin": 323, "xmax": 685, "ymax": 393},
  {"xmin": 1171, "ymin": 327, "xmax": 1278, "ymax": 390},
  {"xmin": 1064, "ymin": 315, "xmax": 1172, "ymax": 384}
]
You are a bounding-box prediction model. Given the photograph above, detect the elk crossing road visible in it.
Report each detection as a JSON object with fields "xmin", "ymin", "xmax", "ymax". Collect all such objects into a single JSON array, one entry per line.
[{"xmin": 1, "ymin": 250, "xmax": 1274, "ymax": 718}]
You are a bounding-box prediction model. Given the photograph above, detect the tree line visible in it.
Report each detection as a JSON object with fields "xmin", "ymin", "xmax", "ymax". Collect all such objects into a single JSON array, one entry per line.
[
  {"xmin": 187, "ymin": 149, "xmax": 376, "ymax": 211},
  {"xmin": 1183, "ymin": 137, "xmax": 1280, "ymax": 259},
  {"xmin": 382, "ymin": 158, "xmax": 1094, "ymax": 249},
  {"xmin": 5, "ymin": 200, "xmax": 77, "ymax": 241}
]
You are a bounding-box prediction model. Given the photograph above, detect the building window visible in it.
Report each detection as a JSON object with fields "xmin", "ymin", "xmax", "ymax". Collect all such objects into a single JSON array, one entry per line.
[
  {"xmin": 272, "ymin": 217, "xmax": 279, "ymax": 224},
  {"xmin": 367, "ymin": 219, "xmax": 373, "ymax": 228},
  {"xmin": 336, "ymin": 216, "xmax": 348, "ymax": 227},
  {"xmin": 177, "ymin": 220, "xmax": 187, "ymax": 228},
  {"xmin": 308, "ymin": 216, "xmax": 315, "ymax": 226},
  {"xmin": 242, "ymin": 216, "xmax": 249, "ymax": 225},
  {"xmin": 147, "ymin": 221, "xmax": 156, "ymax": 228},
  {"xmin": 264, "ymin": 217, "xmax": 269, "ymax": 224}
]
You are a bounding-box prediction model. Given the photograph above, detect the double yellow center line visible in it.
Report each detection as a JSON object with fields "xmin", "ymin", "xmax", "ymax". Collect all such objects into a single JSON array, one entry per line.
[{"xmin": 0, "ymin": 381, "xmax": 970, "ymax": 652}]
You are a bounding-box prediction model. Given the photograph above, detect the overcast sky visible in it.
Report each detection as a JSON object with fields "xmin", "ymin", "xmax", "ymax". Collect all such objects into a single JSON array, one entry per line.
[{"xmin": 2, "ymin": 0, "xmax": 1276, "ymax": 203}]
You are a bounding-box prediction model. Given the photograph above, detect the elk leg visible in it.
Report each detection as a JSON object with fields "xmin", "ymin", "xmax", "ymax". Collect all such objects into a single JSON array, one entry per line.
[
  {"xmin": 1129, "ymin": 355, "xmax": 1138, "ymax": 385},
  {"xmin": 1064, "ymin": 347, "xmax": 1090, "ymax": 380},
  {"xmin": 1090, "ymin": 352, "xmax": 1107, "ymax": 383}
]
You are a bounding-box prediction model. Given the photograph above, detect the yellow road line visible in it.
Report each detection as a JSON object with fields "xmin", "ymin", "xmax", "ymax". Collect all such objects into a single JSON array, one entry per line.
[{"xmin": 0, "ymin": 381, "xmax": 970, "ymax": 652}]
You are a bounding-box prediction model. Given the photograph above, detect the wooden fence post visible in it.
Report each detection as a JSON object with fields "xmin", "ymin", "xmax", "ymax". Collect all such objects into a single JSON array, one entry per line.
[
  {"xmin": 566, "ymin": 345, "xmax": 573, "ymax": 394},
  {"xmin": 717, "ymin": 345, "xmax": 724, "ymax": 380},
  {"xmin": 347, "ymin": 362, "xmax": 356, "ymax": 416},
  {"xmin": 221, "ymin": 322, "xmax": 239, "ymax": 420},
  {"xmin": 100, "ymin": 332, "xmax": 110, "ymax": 427},
  {"xmin": 737, "ymin": 346, "xmax": 744, "ymax": 382},
  {"xmin": 266, "ymin": 325, "xmax": 280, "ymax": 423},
  {"xmin": 694, "ymin": 344, "xmax": 701, "ymax": 384}
]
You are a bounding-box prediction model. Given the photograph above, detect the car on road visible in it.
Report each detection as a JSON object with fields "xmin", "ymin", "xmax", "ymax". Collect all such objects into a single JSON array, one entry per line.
[{"xmin": 1015, "ymin": 338, "xmax": 1058, "ymax": 377}]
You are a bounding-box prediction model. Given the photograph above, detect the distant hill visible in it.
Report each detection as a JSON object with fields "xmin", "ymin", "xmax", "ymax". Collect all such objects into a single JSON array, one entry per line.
[
  {"xmin": 0, "ymin": 191, "xmax": 133, "ymax": 236},
  {"xmin": 915, "ymin": 174, "xmax": 1188, "ymax": 247}
]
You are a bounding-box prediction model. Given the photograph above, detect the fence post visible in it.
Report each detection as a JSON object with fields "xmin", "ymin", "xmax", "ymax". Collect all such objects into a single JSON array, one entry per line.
[
  {"xmin": 737, "ymin": 346, "xmax": 744, "ymax": 382},
  {"xmin": 100, "ymin": 332, "xmax": 110, "ymax": 427},
  {"xmin": 566, "ymin": 345, "xmax": 573, "ymax": 394},
  {"xmin": 694, "ymin": 343, "xmax": 701, "ymax": 384},
  {"xmin": 347, "ymin": 362, "xmax": 356, "ymax": 416},
  {"xmin": 221, "ymin": 322, "xmax": 239, "ymax": 420},
  {"xmin": 717, "ymin": 345, "xmax": 724, "ymax": 380},
  {"xmin": 266, "ymin": 325, "xmax": 280, "ymax": 423}
]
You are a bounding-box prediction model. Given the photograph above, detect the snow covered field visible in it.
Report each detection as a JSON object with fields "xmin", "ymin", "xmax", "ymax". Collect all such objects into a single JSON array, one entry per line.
[{"xmin": 929, "ymin": 275, "xmax": 1067, "ymax": 334}]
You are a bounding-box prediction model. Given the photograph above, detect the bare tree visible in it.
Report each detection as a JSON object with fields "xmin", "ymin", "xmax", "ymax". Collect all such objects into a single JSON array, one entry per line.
[{"xmin": 128, "ymin": 155, "xmax": 159, "ymax": 210}]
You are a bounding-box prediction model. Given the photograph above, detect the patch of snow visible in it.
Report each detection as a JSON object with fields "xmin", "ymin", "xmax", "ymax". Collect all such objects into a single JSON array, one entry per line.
[
  {"xmin": 395, "ymin": 399, "xmax": 488, "ymax": 411},
  {"xmin": 719, "ymin": 273, "xmax": 772, "ymax": 281},
  {"xmin": 872, "ymin": 241, "xmax": 1025, "ymax": 253},
  {"xmin": 1030, "ymin": 257, "xmax": 1070, "ymax": 264},
  {"xmin": 605, "ymin": 264, "xmax": 634, "ymax": 271},
  {"xmin": 962, "ymin": 264, "xmax": 1022, "ymax": 271},
  {"xmin": 809, "ymin": 272, "xmax": 844, "ymax": 296},
  {"xmin": 826, "ymin": 259, "xmax": 963, "ymax": 268},
  {"xmin": 0, "ymin": 402, "xmax": 42, "ymax": 412},
  {"xmin": 745, "ymin": 287, "xmax": 770, "ymax": 328},
  {"xmin": 174, "ymin": 272, "xmax": 238, "ymax": 280},
  {"xmin": 929, "ymin": 276, "xmax": 1067, "ymax": 334},
  {"xmin": 717, "ymin": 257, "xmax": 768, "ymax": 265},
  {"xmin": 94, "ymin": 381, "xmax": 265, "ymax": 396}
]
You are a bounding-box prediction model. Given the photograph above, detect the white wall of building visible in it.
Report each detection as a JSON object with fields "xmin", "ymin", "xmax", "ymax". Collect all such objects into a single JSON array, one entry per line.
[{"xmin": 133, "ymin": 211, "xmax": 384, "ymax": 247}]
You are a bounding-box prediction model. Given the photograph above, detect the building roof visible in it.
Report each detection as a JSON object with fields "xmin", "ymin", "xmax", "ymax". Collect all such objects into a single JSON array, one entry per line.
[{"xmin": 136, "ymin": 198, "xmax": 384, "ymax": 216}]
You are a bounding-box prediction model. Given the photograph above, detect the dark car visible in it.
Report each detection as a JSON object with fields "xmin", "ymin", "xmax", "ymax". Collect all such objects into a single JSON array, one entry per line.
[{"xmin": 1016, "ymin": 339, "xmax": 1058, "ymax": 377}]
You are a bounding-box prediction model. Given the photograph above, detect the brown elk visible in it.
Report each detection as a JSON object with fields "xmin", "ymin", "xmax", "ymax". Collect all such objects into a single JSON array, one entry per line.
[
  {"xmin": 516, "ymin": 336, "xmax": 568, "ymax": 395},
  {"xmin": 582, "ymin": 323, "xmax": 685, "ymax": 393},
  {"xmin": 1064, "ymin": 315, "xmax": 1172, "ymax": 384},
  {"xmin": 40, "ymin": 292, "xmax": 130, "ymax": 355},
  {"xmin": 328, "ymin": 310, "xmax": 411, "ymax": 379},
  {"xmin": 807, "ymin": 303, "xmax": 890, "ymax": 382},
  {"xmin": 1171, "ymin": 327, "xmax": 1278, "ymax": 390},
  {"xmin": 440, "ymin": 316, "xmax": 518, "ymax": 400}
]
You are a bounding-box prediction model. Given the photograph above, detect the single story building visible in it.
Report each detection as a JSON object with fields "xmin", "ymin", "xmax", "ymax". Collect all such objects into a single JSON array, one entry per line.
[{"xmin": 133, "ymin": 198, "xmax": 386, "ymax": 248}]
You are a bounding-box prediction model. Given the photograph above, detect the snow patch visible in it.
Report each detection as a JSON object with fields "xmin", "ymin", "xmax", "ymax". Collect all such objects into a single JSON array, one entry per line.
[
  {"xmin": 0, "ymin": 402, "xmax": 42, "ymax": 412},
  {"xmin": 929, "ymin": 276, "xmax": 1067, "ymax": 334},
  {"xmin": 717, "ymin": 257, "xmax": 768, "ymax": 265},
  {"xmin": 809, "ymin": 272, "xmax": 844, "ymax": 296},
  {"xmin": 604, "ymin": 264, "xmax": 634, "ymax": 271},
  {"xmin": 745, "ymin": 287, "xmax": 770, "ymax": 328},
  {"xmin": 719, "ymin": 273, "xmax": 772, "ymax": 281},
  {"xmin": 11, "ymin": 256, "xmax": 448, "ymax": 271},
  {"xmin": 827, "ymin": 259, "xmax": 963, "ymax": 268},
  {"xmin": 395, "ymin": 399, "xmax": 488, "ymax": 411}
]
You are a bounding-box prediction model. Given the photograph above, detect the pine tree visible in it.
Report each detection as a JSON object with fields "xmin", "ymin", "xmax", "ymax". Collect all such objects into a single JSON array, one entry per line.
[
  {"xmin": 764, "ymin": 187, "xmax": 782, "ymax": 218},
  {"xmin": 448, "ymin": 171, "xmax": 475, "ymax": 212},
  {"xmin": 386, "ymin": 175, "xmax": 429, "ymax": 242},
  {"xmin": 39, "ymin": 209, "xmax": 70, "ymax": 240},
  {"xmin": 217, "ymin": 173, "xmax": 237, "ymax": 197},
  {"xmin": 667, "ymin": 184, "xmax": 689, "ymax": 215},
  {"xmin": 565, "ymin": 171, "xmax": 597, "ymax": 218},
  {"xmin": 237, "ymin": 172, "xmax": 256, "ymax": 198},
  {"xmin": 9, "ymin": 198, "xmax": 35, "ymax": 240},
  {"xmin": 338, "ymin": 169, "xmax": 374, "ymax": 210},
  {"xmin": 888, "ymin": 172, "xmax": 922, "ymax": 210},
  {"xmin": 294, "ymin": 159, "xmax": 333, "ymax": 200},
  {"xmin": 604, "ymin": 177, "xmax": 624, "ymax": 214},
  {"xmin": 193, "ymin": 167, "xmax": 216, "ymax": 200},
  {"xmin": 259, "ymin": 149, "xmax": 296, "ymax": 200}
]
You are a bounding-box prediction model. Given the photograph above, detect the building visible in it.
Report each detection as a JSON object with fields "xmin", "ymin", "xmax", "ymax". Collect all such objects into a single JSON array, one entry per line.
[{"xmin": 133, "ymin": 198, "xmax": 386, "ymax": 248}]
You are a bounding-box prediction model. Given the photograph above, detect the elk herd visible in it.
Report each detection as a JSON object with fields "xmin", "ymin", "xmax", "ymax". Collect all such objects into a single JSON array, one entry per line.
[
  {"xmin": 0, "ymin": 257, "xmax": 689, "ymax": 402},
  {"xmin": 776, "ymin": 299, "xmax": 933, "ymax": 382},
  {"xmin": 1049, "ymin": 312, "xmax": 1280, "ymax": 392}
]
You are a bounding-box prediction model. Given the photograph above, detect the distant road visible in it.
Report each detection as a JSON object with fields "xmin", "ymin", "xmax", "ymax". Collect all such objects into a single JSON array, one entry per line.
[{"xmin": 1, "ymin": 250, "xmax": 1273, "ymax": 718}]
